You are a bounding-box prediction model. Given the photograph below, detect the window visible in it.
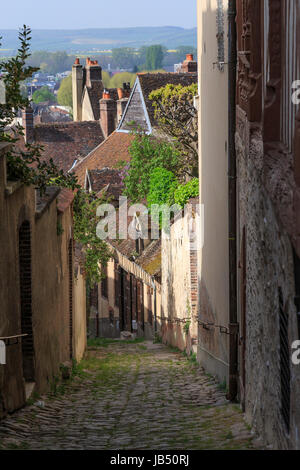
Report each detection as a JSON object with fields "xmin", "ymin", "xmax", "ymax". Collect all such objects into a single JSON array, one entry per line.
[{"xmin": 281, "ymin": 0, "xmax": 299, "ymax": 151}]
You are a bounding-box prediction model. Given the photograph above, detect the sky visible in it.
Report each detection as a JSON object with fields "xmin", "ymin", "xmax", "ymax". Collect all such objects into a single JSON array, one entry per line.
[{"xmin": 0, "ymin": 0, "xmax": 197, "ymax": 30}]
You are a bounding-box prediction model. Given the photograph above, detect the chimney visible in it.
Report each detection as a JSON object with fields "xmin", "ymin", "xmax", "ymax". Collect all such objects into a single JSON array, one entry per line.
[
  {"xmin": 72, "ymin": 58, "xmax": 83, "ymax": 122},
  {"xmin": 116, "ymin": 83, "xmax": 131, "ymax": 122},
  {"xmin": 22, "ymin": 107, "xmax": 34, "ymax": 143},
  {"xmin": 181, "ymin": 54, "xmax": 197, "ymax": 73},
  {"xmin": 85, "ymin": 58, "xmax": 102, "ymax": 88},
  {"xmin": 116, "ymin": 89, "xmax": 128, "ymax": 123},
  {"xmin": 100, "ymin": 91, "xmax": 117, "ymax": 139}
]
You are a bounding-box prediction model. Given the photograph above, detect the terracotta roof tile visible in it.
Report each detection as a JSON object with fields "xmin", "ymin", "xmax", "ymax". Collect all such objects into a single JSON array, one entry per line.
[
  {"xmin": 57, "ymin": 188, "xmax": 75, "ymax": 213},
  {"xmin": 74, "ymin": 131, "xmax": 134, "ymax": 186},
  {"xmin": 17, "ymin": 121, "xmax": 104, "ymax": 173}
]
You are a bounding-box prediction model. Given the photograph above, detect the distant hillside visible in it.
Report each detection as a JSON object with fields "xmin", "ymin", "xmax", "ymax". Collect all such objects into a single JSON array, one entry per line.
[{"xmin": 0, "ymin": 26, "xmax": 197, "ymax": 53}]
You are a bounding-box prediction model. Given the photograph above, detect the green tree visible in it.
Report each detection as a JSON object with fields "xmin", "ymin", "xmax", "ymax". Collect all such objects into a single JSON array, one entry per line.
[
  {"xmin": 147, "ymin": 167, "xmax": 177, "ymax": 206},
  {"xmin": 102, "ymin": 70, "xmax": 111, "ymax": 88},
  {"xmin": 57, "ymin": 74, "xmax": 72, "ymax": 108},
  {"xmin": 145, "ymin": 45, "xmax": 164, "ymax": 71},
  {"xmin": 123, "ymin": 134, "xmax": 180, "ymax": 203},
  {"xmin": 112, "ymin": 48, "xmax": 137, "ymax": 70},
  {"xmin": 149, "ymin": 83, "xmax": 198, "ymax": 177},
  {"xmin": 27, "ymin": 50, "xmax": 75, "ymax": 74},
  {"xmin": 173, "ymin": 178, "xmax": 199, "ymax": 207},
  {"xmin": 0, "ymin": 26, "xmax": 78, "ymax": 194},
  {"xmin": 32, "ymin": 86, "xmax": 56, "ymax": 103},
  {"xmin": 73, "ymin": 191, "xmax": 111, "ymax": 286},
  {"xmin": 0, "ymin": 28, "xmax": 110, "ymax": 283},
  {"xmin": 109, "ymin": 72, "xmax": 136, "ymax": 89}
]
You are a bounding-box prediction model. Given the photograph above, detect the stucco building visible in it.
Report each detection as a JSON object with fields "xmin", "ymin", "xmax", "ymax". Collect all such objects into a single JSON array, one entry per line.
[{"xmin": 197, "ymin": 0, "xmax": 230, "ymax": 384}]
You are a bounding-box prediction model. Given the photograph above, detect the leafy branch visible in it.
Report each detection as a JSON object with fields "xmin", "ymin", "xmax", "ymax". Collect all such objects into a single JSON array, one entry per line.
[
  {"xmin": 0, "ymin": 26, "xmax": 78, "ymax": 194},
  {"xmin": 149, "ymin": 83, "xmax": 198, "ymax": 177},
  {"xmin": 73, "ymin": 190, "xmax": 111, "ymax": 286}
]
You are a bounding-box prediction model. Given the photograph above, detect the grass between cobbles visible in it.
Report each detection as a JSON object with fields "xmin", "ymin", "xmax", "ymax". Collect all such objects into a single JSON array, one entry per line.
[{"xmin": 87, "ymin": 337, "xmax": 145, "ymax": 348}]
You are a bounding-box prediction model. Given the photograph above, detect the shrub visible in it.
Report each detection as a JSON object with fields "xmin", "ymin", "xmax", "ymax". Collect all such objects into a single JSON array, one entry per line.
[
  {"xmin": 147, "ymin": 167, "xmax": 177, "ymax": 206},
  {"xmin": 174, "ymin": 178, "xmax": 199, "ymax": 208},
  {"xmin": 124, "ymin": 134, "xmax": 180, "ymax": 202}
]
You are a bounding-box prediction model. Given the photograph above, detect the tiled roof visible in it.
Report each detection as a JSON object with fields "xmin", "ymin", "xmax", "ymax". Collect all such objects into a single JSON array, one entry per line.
[
  {"xmin": 88, "ymin": 168, "xmax": 121, "ymax": 192},
  {"xmin": 108, "ymin": 200, "xmax": 161, "ymax": 278},
  {"xmin": 74, "ymin": 131, "xmax": 134, "ymax": 186},
  {"xmin": 17, "ymin": 121, "xmax": 104, "ymax": 173},
  {"xmin": 137, "ymin": 72, "xmax": 197, "ymax": 125},
  {"xmin": 87, "ymin": 168, "xmax": 123, "ymax": 202},
  {"xmin": 136, "ymin": 238, "xmax": 161, "ymax": 278},
  {"xmin": 57, "ymin": 188, "xmax": 75, "ymax": 213}
]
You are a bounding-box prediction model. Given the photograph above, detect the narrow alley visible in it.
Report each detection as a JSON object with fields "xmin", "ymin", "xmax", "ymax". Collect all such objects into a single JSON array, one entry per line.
[{"xmin": 0, "ymin": 340, "xmax": 260, "ymax": 450}]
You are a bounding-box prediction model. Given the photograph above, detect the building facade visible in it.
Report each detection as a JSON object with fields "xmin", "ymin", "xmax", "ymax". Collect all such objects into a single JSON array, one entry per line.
[
  {"xmin": 235, "ymin": 0, "xmax": 300, "ymax": 450},
  {"xmin": 197, "ymin": 0, "xmax": 300, "ymax": 449}
]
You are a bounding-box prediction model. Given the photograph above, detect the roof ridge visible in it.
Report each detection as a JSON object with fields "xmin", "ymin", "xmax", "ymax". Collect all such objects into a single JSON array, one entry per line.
[{"xmin": 35, "ymin": 121, "xmax": 101, "ymax": 128}]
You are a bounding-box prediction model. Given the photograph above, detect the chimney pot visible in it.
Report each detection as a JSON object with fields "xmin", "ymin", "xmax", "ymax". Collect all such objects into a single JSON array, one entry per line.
[
  {"xmin": 117, "ymin": 88, "xmax": 124, "ymax": 100},
  {"xmin": 102, "ymin": 90, "xmax": 111, "ymax": 100},
  {"xmin": 74, "ymin": 58, "xmax": 80, "ymax": 65},
  {"xmin": 180, "ymin": 54, "xmax": 197, "ymax": 73}
]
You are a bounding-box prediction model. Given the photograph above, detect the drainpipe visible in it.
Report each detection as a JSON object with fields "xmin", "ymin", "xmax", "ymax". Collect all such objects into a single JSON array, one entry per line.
[
  {"xmin": 152, "ymin": 278, "xmax": 157, "ymax": 335},
  {"xmin": 227, "ymin": 0, "xmax": 239, "ymax": 401}
]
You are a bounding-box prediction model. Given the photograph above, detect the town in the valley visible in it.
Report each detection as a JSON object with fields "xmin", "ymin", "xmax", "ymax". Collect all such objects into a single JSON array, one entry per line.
[{"xmin": 0, "ymin": 0, "xmax": 300, "ymax": 452}]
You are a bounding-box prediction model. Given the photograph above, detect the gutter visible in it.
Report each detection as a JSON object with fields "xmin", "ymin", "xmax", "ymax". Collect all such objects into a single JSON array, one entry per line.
[{"xmin": 227, "ymin": 0, "xmax": 239, "ymax": 401}]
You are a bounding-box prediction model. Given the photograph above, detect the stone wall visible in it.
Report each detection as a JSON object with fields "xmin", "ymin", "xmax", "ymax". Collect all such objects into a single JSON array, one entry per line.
[
  {"xmin": 161, "ymin": 201, "xmax": 198, "ymax": 355},
  {"xmin": 0, "ymin": 145, "xmax": 86, "ymax": 418},
  {"xmin": 236, "ymin": 110, "xmax": 300, "ymax": 449}
]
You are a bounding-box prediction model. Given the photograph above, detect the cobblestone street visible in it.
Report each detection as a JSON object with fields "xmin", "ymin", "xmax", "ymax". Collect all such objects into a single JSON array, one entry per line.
[{"xmin": 0, "ymin": 340, "xmax": 261, "ymax": 450}]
